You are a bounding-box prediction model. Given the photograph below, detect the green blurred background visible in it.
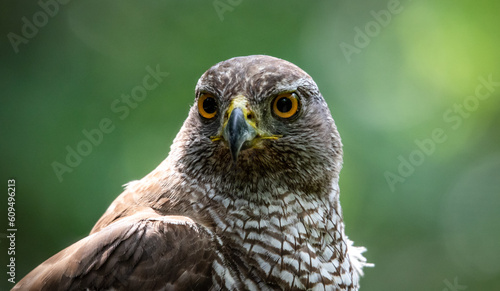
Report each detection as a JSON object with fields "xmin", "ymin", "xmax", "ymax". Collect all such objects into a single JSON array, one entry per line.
[{"xmin": 1, "ymin": 0, "xmax": 499, "ymax": 290}]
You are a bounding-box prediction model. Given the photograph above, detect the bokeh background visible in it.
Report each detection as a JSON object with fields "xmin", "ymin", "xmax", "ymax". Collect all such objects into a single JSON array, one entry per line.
[{"xmin": 1, "ymin": 0, "xmax": 499, "ymax": 290}]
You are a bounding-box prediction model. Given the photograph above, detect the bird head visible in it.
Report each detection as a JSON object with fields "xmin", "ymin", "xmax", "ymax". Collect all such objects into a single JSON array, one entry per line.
[
  {"xmin": 170, "ymin": 55, "xmax": 343, "ymax": 197},
  {"xmin": 210, "ymin": 93, "xmax": 282, "ymax": 162}
]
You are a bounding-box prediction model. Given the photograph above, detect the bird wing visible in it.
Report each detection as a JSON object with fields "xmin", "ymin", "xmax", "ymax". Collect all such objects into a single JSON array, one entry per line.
[{"xmin": 13, "ymin": 211, "xmax": 216, "ymax": 291}]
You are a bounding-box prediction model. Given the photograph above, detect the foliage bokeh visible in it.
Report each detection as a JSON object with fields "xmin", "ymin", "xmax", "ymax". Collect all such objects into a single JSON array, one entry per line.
[{"xmin": 1, "ymin": 0, "xmax": 499, "ymax": 290}]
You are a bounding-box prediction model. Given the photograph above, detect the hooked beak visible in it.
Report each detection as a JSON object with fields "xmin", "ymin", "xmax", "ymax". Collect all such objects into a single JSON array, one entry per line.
[
  {"xmin": 222, "ymin": 107, "xmax": 256, "ymax": 162},
  {"xmin": 210, "ymin": 95, "xmax": 281, "ymax": 163}
]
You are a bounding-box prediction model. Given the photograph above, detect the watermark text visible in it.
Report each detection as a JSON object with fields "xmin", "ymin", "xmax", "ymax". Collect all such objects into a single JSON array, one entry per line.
[
  {"xmin": 385, "ymin": 74, "xmax": 499, "ymax": 192},
  {"xmin": 7, "ymin": 179, "xmax": 17, "ymax": 284},
  {"xmin": 51, "ymin": 65, "xmax": 169, "ymax": 182}
]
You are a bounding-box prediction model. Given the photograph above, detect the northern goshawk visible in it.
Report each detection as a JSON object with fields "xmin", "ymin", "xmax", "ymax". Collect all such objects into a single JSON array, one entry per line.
[{"xmin": 15, "ymin": 55, "xmax": 371, "ymax": 290}]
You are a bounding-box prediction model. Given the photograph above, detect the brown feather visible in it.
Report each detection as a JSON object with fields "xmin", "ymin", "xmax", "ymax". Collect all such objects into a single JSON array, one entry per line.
[
  {"xmin": 14, "ymin": 212, "xmax": 215, "ymax": 290},
  {"xmin": 14, "ymin": 55, "xmax": 371, "ymax": 291}
]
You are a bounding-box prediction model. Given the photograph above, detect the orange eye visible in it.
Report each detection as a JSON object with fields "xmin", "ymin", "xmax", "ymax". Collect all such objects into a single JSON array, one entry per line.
[
  {"xmin": 272, "ymin": 93, "xmax": 299, "ymax": 119},
  {"xmin": 198, "ymin": 94, "xmax": 218, "ymax": 119}
]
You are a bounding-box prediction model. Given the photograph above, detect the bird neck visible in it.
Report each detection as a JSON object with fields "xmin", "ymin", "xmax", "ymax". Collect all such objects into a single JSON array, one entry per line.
[{"xmin": 189, "ymin": 176, "xmax": 353, "ymax": 290}]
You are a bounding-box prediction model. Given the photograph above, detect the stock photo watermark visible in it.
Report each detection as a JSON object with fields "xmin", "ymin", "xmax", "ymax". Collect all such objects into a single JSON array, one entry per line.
[
  {"xmin": 442, "ymin": 277, "xmax": 467, "ymax": 291},
  {"xmin": 51, "ymin": 65, "xmax": 169, "ymax": 182},
  {"xmin": 384, "ymin": 74, "xmax": 500, "ymax": 192},
  {"xmin": 7, "ymin": 0, "xmax": 72, "ymax": 54},
  {"xmin": 339, "ymin": 0, "xmax": 412, "ymax": 63},
  {"xmin": 213, "ymin": 0, "xmax": 243, "ymax": 21},
  {"xmin": 6, "ymin": 179, "xmax": 17, "ymax": 284}
]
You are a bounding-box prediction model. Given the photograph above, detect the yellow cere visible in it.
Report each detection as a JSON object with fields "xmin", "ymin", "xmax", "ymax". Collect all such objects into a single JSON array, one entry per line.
[{"xmin": 210, "ymin": 95, "xmax": 282, "ymax": 142}]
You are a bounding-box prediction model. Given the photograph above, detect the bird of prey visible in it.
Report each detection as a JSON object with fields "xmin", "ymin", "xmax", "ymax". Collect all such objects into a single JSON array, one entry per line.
[{"xmin": 15, "ymin": 55, "xmax": 371, "ymax": 290}]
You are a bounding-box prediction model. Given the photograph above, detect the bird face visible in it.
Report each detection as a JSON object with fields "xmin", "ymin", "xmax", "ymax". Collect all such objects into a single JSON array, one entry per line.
[
  {"xmin": 207, "ymin": 94, "xmax": 283, "ymax": 162},
  {"xmin": 176, "ymin": 55, "xmax": 343, "ymax": 194}
]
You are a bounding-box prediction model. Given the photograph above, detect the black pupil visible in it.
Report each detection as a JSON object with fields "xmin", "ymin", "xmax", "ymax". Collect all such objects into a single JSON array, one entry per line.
[
  {"xmin": 203, "ymin": 97, "xmax": 217, "ymax": 114},
  {"xmin": 276, "ymin": 97, "xmax": 292, "ymax": 113}
]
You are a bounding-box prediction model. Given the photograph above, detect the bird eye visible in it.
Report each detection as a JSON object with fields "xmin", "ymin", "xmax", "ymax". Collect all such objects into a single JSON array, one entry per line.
[
  {"xmin": 198, "ymin": 94, "xmax": 218, "ymax": 119},
  {"xmin": 272, "ymin": 93, "xmax": 299, "ymax": 119}
]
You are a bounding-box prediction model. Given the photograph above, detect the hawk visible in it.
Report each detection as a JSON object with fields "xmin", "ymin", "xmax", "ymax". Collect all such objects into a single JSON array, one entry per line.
[{"xmin": 15, "ymin": 55, "xmax": 371, "ymax": 290}]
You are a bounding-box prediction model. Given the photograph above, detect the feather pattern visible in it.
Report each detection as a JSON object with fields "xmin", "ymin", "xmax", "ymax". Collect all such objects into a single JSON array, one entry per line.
[{"xmin": 14, "ymin": 55, "xmax": 371, "ymax": 291}]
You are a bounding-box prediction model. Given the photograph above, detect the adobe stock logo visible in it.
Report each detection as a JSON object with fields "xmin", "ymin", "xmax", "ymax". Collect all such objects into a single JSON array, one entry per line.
[
  {"xmin": 384, "ymin": 74, "xmax": 500, "ymax": 192},
  {"xmin": 213, "ymin": 0, "xmax": 243, "ymax": 21},
  {"xmin": 339, "ymin": 0, "xmax": 409, "ymax": 63},
  {"xmin": 7, "ymin": 0, "xmax": 72, "ymax": 54},
  {"xmin": 443, "ymin": 277, "xmax": 467, "ymax": 291},
  {"xmin": 51, "ymin": 64, "xmax": 169, "ymax": 182}
]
